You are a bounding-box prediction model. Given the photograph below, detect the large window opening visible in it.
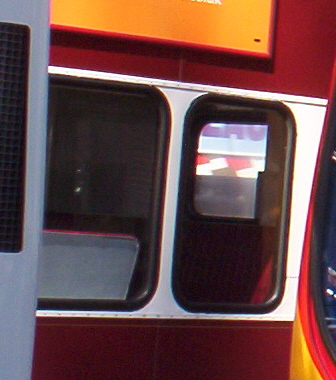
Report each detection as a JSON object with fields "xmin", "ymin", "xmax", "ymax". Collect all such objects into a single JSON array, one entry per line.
[{"xmin": 38, "ymin": 76, "xmax": 169, "ymax": 311}]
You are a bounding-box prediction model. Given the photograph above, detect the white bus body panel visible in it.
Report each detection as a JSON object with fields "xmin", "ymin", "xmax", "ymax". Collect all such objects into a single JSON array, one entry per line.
[{"xmin": 40, "ymin": 67, "xmax": 326, "ymax": 322}]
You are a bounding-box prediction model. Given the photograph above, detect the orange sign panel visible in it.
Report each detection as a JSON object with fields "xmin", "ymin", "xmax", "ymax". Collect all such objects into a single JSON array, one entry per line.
[{"xmin": 51, "ymin": 0, "xmax": 276, "ymax": 57}]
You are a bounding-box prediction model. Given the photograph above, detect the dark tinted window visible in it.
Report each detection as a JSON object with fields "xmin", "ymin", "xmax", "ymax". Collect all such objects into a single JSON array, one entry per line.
[
  {"xmin": 38, "ymin": 76, "xmax": 169, "ymax": 311},
  {"xmin": 173, "ymin": 95, "xmax": 295, "ymax": 313}
]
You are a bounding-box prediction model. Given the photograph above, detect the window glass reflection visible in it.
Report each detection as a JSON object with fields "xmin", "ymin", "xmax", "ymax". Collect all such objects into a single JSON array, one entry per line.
[{"xmin": 195, "ymin": 123, "xmax": 268, "ymax": 218}]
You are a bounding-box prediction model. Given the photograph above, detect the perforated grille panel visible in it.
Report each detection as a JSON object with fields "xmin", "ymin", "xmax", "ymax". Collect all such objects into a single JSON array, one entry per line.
[{"xmin": 0, "ymin": 23, "xmax": 29, "ymax": 253}]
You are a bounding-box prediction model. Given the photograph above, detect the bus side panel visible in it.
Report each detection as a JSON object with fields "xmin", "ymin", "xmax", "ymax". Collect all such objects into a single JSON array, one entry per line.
[{"xmin": 33, "ymin": 319, "xmax": 292, "ymax": 380}]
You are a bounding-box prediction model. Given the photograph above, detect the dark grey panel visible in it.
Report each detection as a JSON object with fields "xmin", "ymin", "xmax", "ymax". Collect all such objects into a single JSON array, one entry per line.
[{"xmin": 0, "ymin": 23, "xmax": 29, "ymax": 253}]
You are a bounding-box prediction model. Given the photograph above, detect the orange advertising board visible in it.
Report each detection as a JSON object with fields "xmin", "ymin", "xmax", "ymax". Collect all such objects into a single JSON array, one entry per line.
[{"xmin": 51, "ymin": 0, "xmax": 276, "ymax": 57}]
